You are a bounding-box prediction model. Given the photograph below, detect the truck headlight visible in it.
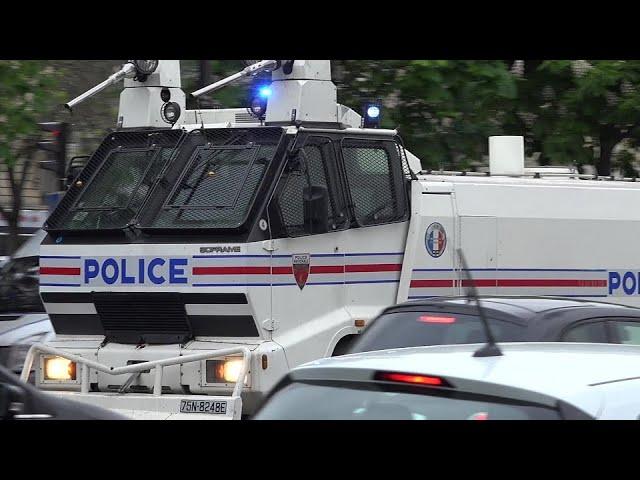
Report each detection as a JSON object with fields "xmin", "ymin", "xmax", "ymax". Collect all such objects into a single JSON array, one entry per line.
[
  {"xmin": 206, "ymin": 359, "xmax": 246, "ymax": 384},
  {"xmin": 44, "ymin": 356, "xmax": 77, "ymax": 381}
]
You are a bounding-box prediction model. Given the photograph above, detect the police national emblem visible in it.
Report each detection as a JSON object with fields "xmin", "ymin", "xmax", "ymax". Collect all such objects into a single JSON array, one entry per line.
[
  {"xmin": 425, "ymin": 222, "xmax": 447, "ymax": 258},
  {"xmin": 292, "ymin": 253, "xmax": 311, "ymax": 290}
]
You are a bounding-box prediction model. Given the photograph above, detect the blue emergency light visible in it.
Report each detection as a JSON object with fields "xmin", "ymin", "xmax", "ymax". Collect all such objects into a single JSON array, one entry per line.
[
  {"xmin": 258, "ymin": 86, "xmax": 272, "ymax": 98},
  {"xmin": 363, "ymin": 100, "xmax": 382, "ymax": 128},
  {"xmin": 367, "ymin": 106, "xmax": 380, "ymax": 118},
  {"xmin": 248, "ymin": 83, "xmax": 272, "ymax": 120}
]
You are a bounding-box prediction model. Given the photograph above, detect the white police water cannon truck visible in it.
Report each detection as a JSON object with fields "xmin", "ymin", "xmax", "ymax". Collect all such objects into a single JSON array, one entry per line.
[{"xmin": 21, "ymin": 59, "xmax": 640, "ymax": 419}]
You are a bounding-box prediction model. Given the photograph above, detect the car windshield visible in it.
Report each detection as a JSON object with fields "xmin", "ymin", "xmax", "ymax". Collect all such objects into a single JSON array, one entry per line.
[
  {"xmin": 349, "ymin": 311, "xmax": 524, "ymax": 353},
  {"xmin": 254, "ymin": 381, "xmax": 561, "ymax": 420}
]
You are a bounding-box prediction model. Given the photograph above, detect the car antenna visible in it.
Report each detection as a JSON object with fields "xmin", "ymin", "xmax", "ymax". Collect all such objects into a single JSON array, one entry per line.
[{"xmin": 457, "ymin": 248, "xmax": 503, "ymax": 357}]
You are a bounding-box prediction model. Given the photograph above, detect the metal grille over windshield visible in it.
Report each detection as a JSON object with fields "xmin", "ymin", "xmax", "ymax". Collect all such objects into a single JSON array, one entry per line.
[
  {"xmin": 341, "ymin": 138, "xmax": 406, "ymax": 226},
  {"xmin": 45, "ymin": 130, "xmax": 184, "ymax": 232},
  {"xmin": 142, "ymin": 127, "xmax": 284, "ymax": 231}
]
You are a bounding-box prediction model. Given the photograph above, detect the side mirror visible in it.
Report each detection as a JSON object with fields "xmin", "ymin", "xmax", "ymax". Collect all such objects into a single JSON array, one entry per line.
[
  {"xmin": 65, "ymin": 155, "xmax": 90, "ymax": 188},
  {"xmin": 303, "ymin": 186, "xmax": 329, "ymax": 235}
]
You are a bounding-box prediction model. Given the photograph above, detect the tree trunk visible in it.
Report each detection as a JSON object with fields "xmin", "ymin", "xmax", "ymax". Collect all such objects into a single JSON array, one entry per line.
[
  {"xmin": 198, "ymin": 60, "xmax": 211, "ymax": 90},
  {"xmin": 7, "ymin": 213, "xmax": 20, "ymax": 255},
  {"xmin": 6, "ymin": 180, "xmax": 22, "ymax": 255},
  {"xmin": 597, "ymin": 130, "xmax": 618, "ymax": 176},
  {"xmin": 0, "ymin": 203, "xmax": 21, "ymax": 255},
  {"xmin": 192, "ymin": 60, "xmax": 214, "ymax": 110},
  {"xmin": 3, "ymin": 152, "xmax": 31, "ymax": 256}
]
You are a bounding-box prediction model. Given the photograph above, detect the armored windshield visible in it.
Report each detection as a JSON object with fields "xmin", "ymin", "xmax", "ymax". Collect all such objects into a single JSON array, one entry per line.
[
  {"xmin": 45, "ymin": 130, "xmax": 185, "ymax": 232},
  {"xmin": 45, "ymin": 127, "xmax": 285, "ymax": 233},
  {"xmin": 140, "ymin": 128, "xmax": 284, "ymax": 231}
]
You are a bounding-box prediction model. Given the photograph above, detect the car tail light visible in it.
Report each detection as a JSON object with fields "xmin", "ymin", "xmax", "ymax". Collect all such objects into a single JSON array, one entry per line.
[
  {"xmin": 375, "ymin": 371, "xmax": 452, "ymax": 387},
  {"xmin": 467, "ymin": 412, "xmax": 489, "ymax": 420},
  {"xmin": 418, "ymin": 315, "xmax": 456, "ymax": 324}
]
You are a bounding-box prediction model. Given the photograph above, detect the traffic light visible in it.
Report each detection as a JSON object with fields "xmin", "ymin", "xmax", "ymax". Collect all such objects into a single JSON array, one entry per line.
[{"xmin": 37, "ymin": 122, "xmax": 68, "ymax": 188}]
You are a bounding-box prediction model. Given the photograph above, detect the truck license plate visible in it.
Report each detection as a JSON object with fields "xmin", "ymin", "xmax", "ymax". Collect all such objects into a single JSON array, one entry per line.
[{"xmin": 180, "ymin": 400, "xmax": 227, "ymax": 415}]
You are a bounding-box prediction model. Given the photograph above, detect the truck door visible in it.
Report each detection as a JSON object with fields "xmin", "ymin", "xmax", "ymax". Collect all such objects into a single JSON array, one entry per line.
[
  {"xmin": 397, "ymin": 183, "xmax": 456, "ymax": 302},
  {"xmin": 266, "ymin": 135, "xmax": 349, "ymax": 368},
  {"xmin": 339, "ymin": 137, "xmax": 411, "ymax": 321}
]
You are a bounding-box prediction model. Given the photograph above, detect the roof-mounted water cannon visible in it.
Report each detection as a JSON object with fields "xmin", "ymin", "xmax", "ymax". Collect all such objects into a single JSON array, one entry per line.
[
  {"xmin": 190, "ymin": 60, "xmax": 356, "ymax": 127},
  {"xmin": 190, "ymin": 60, "xmax": 280, "ymax": 99},
  {"xmin": 65, "ymin": 60, "xmax": 157, "ymax": 111},
  {"xmin": 63, "ymin": 60, "xmax": 185, "ymax": 129}
]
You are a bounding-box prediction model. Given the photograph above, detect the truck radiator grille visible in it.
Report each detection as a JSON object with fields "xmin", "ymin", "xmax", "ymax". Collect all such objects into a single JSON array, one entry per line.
[{"xmin": 92, "ymin": 292, "xmax": 192, "ymax": 344}]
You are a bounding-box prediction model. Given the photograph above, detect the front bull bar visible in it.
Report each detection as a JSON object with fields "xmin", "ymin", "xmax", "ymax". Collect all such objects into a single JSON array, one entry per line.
[{"xmin": 19, "ymin": 344, "xmax": 251, "ymax": 418}]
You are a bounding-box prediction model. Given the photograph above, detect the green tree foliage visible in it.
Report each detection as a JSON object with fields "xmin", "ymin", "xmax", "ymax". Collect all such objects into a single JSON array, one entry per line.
[
  {"xmin": 334, "ymin": 60, "xmax": 519, "ymax": 169},
  {"xmin": 182, "ymin": 60, "xmax": 248, "ymax": 109},
  {"xmin": 0, "ymin": 60, "xmax": 62, "ymax": 253},
  {"xmin": 393, "ymin": 60, "xmax": 518, "ymax": 170},
  {"xmin": 530, "ymin": 60, "xmax": 640, "ymax": 175},
  {"xmin": 336, "ymin": 60, "xmax": 640, "ymax": 175}
]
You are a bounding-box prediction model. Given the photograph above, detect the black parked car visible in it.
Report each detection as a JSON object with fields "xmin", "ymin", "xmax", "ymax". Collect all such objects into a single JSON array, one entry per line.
[
  {"xmin": 347, "ymin": 296, "xmax": 640, "ymax": 354},
  {"xmin": 0, "ymin": 230, "xmax": 47, "ymax": 315},
  {"xmin": 0, "ymin": 365, "xmax": 124, "ymax": 420}
]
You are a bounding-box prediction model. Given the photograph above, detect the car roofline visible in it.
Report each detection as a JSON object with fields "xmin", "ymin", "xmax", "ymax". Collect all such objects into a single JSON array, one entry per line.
[
  {"xmin": 294, "ymin": 341, "xmax": 640, "ymax": 410},
  {"xmin": 401, "ymin": 295, "xmax": 635, "ymax": 307},
  {"xmin": 382, "ymin": 298, "xmax": 536, "ymax": 324},
  {"xmin": 392, "ymin": 295, "xmax": 639, "ymax": 315},
  {"xmin": 288, "ymin": 365, "xmax": 570, "ymax": 412}
]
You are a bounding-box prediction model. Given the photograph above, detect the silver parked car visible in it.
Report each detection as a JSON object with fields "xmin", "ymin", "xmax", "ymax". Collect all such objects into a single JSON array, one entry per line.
[{"xmin": 254, "ymin": 342, "xmax": 640, "ymax": 420}]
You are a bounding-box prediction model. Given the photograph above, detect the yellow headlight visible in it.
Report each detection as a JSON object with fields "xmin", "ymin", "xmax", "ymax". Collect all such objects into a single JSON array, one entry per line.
[
  {"xmin": 44, "ymin": 357, "xmax": 77, "ymax": 380},
  {"xmin": 222, "ymin": 359, "xmax": 244, "ymax": 383}
]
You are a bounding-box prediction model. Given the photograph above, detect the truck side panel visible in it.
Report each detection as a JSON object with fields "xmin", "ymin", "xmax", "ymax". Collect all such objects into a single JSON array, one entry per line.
[
  {"xmin": 397, "ymin": 182, "xmax": 456, "ymax": 302},
  {"xmin": 453, "ymin": 182, "xmax": 640, "ymax": 306}
]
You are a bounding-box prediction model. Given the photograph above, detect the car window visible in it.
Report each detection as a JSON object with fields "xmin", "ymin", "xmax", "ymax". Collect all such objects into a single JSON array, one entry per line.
[
  {"xmin": 254, "ymin": 381, "xmax": 561, "ymax": 420},
  {"xmin": 349, "ymin": 311, "xmax": 524, "ymax": 354},
  {"xmin": 610, "ymin": 321, "xmax": 640, "ymax": 345},
  {"xmin": 562, "ymin": 321, "xmax": 608, "ymax": 343}
]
